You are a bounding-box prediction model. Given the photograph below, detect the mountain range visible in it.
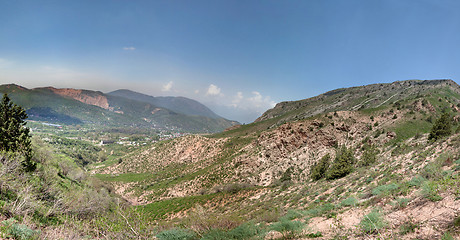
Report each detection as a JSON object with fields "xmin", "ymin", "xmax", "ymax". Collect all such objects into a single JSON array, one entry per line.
[{"xmin": 0, "ymin": 84, "xmax": 238, "ymax": 133}]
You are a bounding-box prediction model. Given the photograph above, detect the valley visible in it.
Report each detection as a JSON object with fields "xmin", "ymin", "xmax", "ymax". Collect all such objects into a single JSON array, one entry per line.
[{"xmin": 1, "ymin": 79, "xmax": 460, "ymax": 239}]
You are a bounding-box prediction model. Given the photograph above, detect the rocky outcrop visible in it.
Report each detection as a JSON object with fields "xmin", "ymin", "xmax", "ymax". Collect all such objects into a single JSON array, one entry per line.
[{"xmin": 49, "ymin": 87, "xmax": 112, "ymax": 110}]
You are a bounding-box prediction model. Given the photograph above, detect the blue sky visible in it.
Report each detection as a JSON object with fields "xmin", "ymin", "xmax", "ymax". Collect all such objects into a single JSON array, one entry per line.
[{"xmin": 1, "ymin": 0, "xmax": 460, "ymax": 123}]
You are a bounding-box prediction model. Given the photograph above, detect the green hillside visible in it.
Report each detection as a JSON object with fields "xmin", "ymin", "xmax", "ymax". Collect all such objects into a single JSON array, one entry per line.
[
  {"xmin": 0, "ymin": 84, "xmax": 238, "ymax": 133},
  {"xmin": 91, "ymin": 79, "xmax": 460, "ymax": 239}
]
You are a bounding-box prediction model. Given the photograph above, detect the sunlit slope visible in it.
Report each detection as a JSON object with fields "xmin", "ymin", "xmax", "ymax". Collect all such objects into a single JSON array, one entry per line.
[{"xmin": 93, "ymin": 79, "xmax": 460, "ymax": 238}]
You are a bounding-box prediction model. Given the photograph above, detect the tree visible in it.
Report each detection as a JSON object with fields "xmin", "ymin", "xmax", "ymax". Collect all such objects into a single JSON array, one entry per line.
[
  {"xmin": 326, "ymin": 146, "xmax": 355, "ymax": 180},
  {"xmin": 428, "ymin": 112, "xmax": 452, "ymax": 141},
  {"xmin": 0, "ymin": 93, "xmax": 34, "ymax": 171},
  {"xmin": 310, "ymin": 154, "xmax": 330, "ymax": 181}
]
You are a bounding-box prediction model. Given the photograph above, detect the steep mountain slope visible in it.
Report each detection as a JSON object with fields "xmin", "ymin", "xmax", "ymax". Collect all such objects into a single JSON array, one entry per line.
[
  {"xmin": 0, "ymin": 84, "xmax": 238, "ymax": 133},
  {"xmin": 93, "ymin": 79, "xmax": 460, "ymax": 239},
  {"xmin": 108, "ymin": 89, "xmax": 221, "ymax": 119},
  {"xmin": 256, "ymin": 79, "xmax": 459, "ymax": 124}
]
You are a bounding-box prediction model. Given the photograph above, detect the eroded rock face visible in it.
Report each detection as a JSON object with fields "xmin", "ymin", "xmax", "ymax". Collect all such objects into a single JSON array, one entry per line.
[{"xmin": 50, "ymin": 88, "xmax": 112, "ymax": 110}]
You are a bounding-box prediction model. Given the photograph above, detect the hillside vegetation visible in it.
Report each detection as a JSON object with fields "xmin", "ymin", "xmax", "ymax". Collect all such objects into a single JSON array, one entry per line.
[
  {"xmin": 93, "ymin": 79, "xmax": 460, "ymax": 239},
  {"xmin": 0, "ymin": 84, "xmax": 238, "ymax": 133},
  {"xmin": 2, "ymin": 79, "xmax": 460, "ymax": 239}
]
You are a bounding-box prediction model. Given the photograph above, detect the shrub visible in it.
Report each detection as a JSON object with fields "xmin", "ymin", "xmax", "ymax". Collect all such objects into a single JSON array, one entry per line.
[
  {"xmin": 306, "ymin": 232, "xmax": 323, "ymax": 238},
  {"xmin": 326, "ymin": 146, "xmax": 355, "ymax": 180},
  {"xmin": 421, "ymin": 162, "xmax": 443, "ymax": 180},
  {"xmin": 399, "ymin": 220, "xmax": 418, "ymax": 235},
  {"xmin": 269, "ymin": 219, "xmax": 303, "ymax": 239},
  {"xmin": 1, "ymin": 219, "xmax": 38, "ymax": 240},
  {"xmin": 310, "ymin": 154, "xmax": 330, "ymax": 181},
  {"xmin": 222, "ymin": 183, "xmax": 252, "ymax": 194},
  {"xmin": 281, "ymin": 209, "xmax": 303, "ymax": 221},
  {"xmin": 421, "ymin": 181, "xmax": 442, "ymax": 201},
  {"xmin": 341, "ymin": 197, "xmax": 358, "ymax": 207},
  {"xmin": 280, "ymin": 167, "xmax": 294, "ymax": 183},
  {"xmin": 9, "ymin": 223, "xmax": 37, "ymax": 240},
  {"xmin": 372, "ymin": 183, "xmax": 399, "ymax": 197},
  {"xmin": 393, "ymin": 198, "xmax": 409, "ymax": 209},
  {"xmin": 408, "ymin": 175, "xmax": 426, "ymax": 187},
  {"xmin": 441, "ymin": 232, "xmax": 455, "ymax": 240},
  {"xmin": 201, "ymin": 229, "xmax": 230, "ymax": 240},
  {"xmin": 359, "ymin": 145, "xmax": 379, "ymax": 167},
  {"xmin": 304, "ymin": 203, "xmax": 335, "ymax": 218},
  {"xmin": 156, "ymin": 228, "xmax": 198, "ymax": 240},
  {"xmin": 429, "ymin": 113, "xmax": 452, "ymax": 140},
  {"xmin": 228, "ymin": 222, "xmax": 263, "ymax": 239},
  {"xmin": 359, "ymin": 209, "xmax": 386, "ymax": 234}
]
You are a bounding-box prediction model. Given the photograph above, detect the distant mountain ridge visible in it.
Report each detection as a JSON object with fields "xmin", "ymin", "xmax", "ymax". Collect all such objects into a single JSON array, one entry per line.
[
  {"xmin": 0, "ymin": 84, "xmax": 238, "ymax": 133},
  {"xmin": 108, "ymin": 89, "xmax": 221, "ymax": 119}
]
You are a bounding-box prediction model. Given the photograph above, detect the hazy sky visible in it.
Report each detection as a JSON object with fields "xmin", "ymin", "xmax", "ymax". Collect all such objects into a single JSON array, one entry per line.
[{"xmin": 1, "ymin": 0, "xmax": 460, "ymax": 123}]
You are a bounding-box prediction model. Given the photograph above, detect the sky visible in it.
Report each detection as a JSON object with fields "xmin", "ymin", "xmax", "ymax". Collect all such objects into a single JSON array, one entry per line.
[{"xmin": 2, "ymin": 0, "xmax": 460, "ymax": 123}]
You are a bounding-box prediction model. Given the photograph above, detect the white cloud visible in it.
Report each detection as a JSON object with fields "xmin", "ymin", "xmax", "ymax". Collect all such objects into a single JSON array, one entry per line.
[
  {"xmin": 206, "ymin": 84, "xmax": 222, "ymax": 96},
  {"xmin": 123, "ymin": 47, "xmax": 136, "ymax": 51},
  {"xmin": 162, "ymin": 81, "xmax": 173, "ymax": 92},
  {"xmin": 231, "ymin": 91, "xmax": 244, "ymax": 107},
  {"xmin": 227, "ymin": 91, "xmax": 276, "ymax": 113},
  {"xmin": 194, "ymin": 89, "xmax": 200, "ymax": 94}
]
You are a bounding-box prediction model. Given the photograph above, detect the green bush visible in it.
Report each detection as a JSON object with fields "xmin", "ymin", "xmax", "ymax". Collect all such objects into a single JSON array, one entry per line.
[
  {"xmin": 393, "ymin": 198, "xmax": 409, "ymax": 209},
  {"xmin": 304, "ymin": 203, "xmax": 335, "ymax": 218},
  {"xmin": 429, "ymin": 113, "xmax": 452, "ymax": 141},
  {"xmin": 372, "ymin": 183, "xmax": 399, "ymax": 197},
  {"xmin": 421, "ymin": 162, "xmax": 443, "ymax": 180},
  {"xmin": 1, "ymin": 219, "xmax": 38, "ymax": 240},
  {"xmin": 306, "ymin": 231, "xmax": 323, "ymax": 238},
  {"xmin": 399, "ymin": 220, "xmax": 418, "ymax": 235},
  {"xmin": 269, "ymin": 219, "xmax": 303, "ymax": 239},
  {"xmin": 408, "ymin": 175, "xmax": 426, "ymax": 187},
  {"xmin": 326, "ymin": 146, "xmax": 355, "ymax": 180},
  {"xmin": 200, "ymin": 222, "xmax": 264, "ymax": 240},
  {"xmin": 9, "ymin": 223, "xmax": 37, "ymax": 240},
  {"xmin": 421, "ymin": 181, "xmax": 442, "ymax": 201},
  {"xmin": 340, "ymin": 197, "xmax": 358, "ymax": 207},
  {"xmin": 281, "ymin": 209, "xmax": 303, "ymax": 221},
  {"xmin": 441, "ymin": 232, "xmax": 455, "ymax": 240},
  {"xmin": 359, "ymin": 145, "xmax": 379, "ymax": 167},
  {"xmin": 228, "ymin": 222, "xmax": 263, "ymax": 239},
  {"xmin": 201, "ymin": 229, "xmax": 230, "ymax": 240},
  {"xmin": 310, "ymin": 154, "xmax": 330, "ymax": 181},
  {"xmin": 156, "ymin": 228, "xmax": 198, "ymax": 240},
  {"xmin": 359, "ymin": 209, "xmax": 386, "ymax": 234}
]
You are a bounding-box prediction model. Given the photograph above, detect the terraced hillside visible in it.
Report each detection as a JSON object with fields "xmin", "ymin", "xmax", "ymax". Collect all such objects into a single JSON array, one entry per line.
[{"xmin": 92, "ymin": 79, "xmax": 460, "ymax": 239}]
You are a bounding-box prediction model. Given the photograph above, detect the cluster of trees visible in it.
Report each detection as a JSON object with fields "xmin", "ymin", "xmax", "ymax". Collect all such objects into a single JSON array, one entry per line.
[{"xmin": 0, "ymin": 94, "xmax": 34, "ymax": 171}]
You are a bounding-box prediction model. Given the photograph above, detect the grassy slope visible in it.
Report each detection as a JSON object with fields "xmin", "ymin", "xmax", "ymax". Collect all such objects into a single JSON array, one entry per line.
[
  {"xmin": 90, "ymin": 80, "xmax": 460, "ymax": 239},
  {"xmin": 3, "ymin": 80, "xmax": 460, "ymax": 239}
]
